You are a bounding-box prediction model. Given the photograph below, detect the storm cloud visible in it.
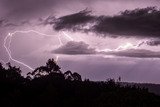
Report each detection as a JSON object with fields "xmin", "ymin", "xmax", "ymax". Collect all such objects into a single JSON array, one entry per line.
[
  {"xmin": 53, "ymin": 9, "xmax": 95, "ymax": 32},
  {"xmin": 52, "ymin": 41, "xmax": 96, "ymax": 55},
  {"xmin": 146, "ymin": 40, "xmax": 160, "ymax": 46},
  {"xmin": 93, "ymin": 7, "xmax": 160, "ymax": 38},
  {"xmin": 53, "ymin": 7, "xmax": 160, "ymax": 38}
]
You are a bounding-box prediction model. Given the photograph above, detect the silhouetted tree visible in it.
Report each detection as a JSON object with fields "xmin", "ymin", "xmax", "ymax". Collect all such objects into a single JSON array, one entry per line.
[
  {"xmin": 27, "ymin": 58, "xmax": 61, "ymax": 78},
  {"xmin": 72, "ymin": 72, "xmax": 82, "ymax": 81},
  {"xmin": 64, "ymin": 70, "xmax": 82, "ymax": 81},
  {"xmin": 0, "ymin": 63, "xmax": 3, "ymax": 70},
  {"xmin": 0, "ymin": 62, "xmax": 24, "ymax": 82},
  {"xmin": 64, "ymin": 70, "xmax": 73, "ymax": 80}
]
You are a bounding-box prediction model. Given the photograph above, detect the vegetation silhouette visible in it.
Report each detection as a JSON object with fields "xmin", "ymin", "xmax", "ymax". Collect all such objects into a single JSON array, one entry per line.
[{"xmin": 0, "ymin": 58, "xmax": 160, "ymax": 107}]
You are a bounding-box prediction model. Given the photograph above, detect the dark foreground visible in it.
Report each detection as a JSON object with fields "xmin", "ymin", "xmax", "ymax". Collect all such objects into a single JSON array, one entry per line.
[{"xmin": 0, "ymin": 59, "xmax": 160, "ymax": 107}]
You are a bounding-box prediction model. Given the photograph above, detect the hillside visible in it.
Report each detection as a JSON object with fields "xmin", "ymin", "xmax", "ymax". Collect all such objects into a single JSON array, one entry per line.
[{"xmin": 121, "ymin": 82, "xmax": 160, "ymax": 96}]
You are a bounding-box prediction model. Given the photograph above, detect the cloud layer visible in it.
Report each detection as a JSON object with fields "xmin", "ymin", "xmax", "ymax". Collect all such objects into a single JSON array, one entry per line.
[
  {"xmin": 52, "ymin": 41, "xmax": 96, "ymax": 55},
  {"xmin": 52, "ymin": 40, "xmax": 160, "ymax": 58},
  {"xmin": 146, "ymin": 40, "xmax": 160, "ymax": 46},
  {"xmin": 53, "ymin": 7, "xmax": 160, "ymax": 38},
  {"xmin": 104, "ymin": 49, "xmax": 160, "ymax": 58},
  {"xmin": 53, "ymin": 9, "xmax": 95, "ymax": 32}
]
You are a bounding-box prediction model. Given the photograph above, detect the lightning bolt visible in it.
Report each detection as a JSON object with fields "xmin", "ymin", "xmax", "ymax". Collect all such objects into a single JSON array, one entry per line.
[
  {"xmin": 55, "ymin": 31, "xmax": 74, "ymax": 61},
  {"xmin": 2, "ymin": 29, "xmax": 147, "ymax": 70},
  {"xmin": 60, "ymin": 31, "xmax": 147, "ymax": 53},
  {"xmin": 4, "ymin": 33, "xmax": 34, "ymax": 70},
  {"xmin": 96, "ymin": 41, "xmax": 146, "ymax": 52},
  {"xmin": 62, "ymin": 31, "xmax": 74, "ymax": 41},
  {"xmin": 2, "ymin": 30, "xmax": 73, "ymax": 71}
]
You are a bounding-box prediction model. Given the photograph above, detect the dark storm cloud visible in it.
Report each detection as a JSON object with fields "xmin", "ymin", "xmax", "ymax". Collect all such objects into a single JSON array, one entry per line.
[
  {"xmin": 104, "ymin": 49, "xmax": 160, "ymax": 58},
  {"xmin": 53, "ymin": 7, "xmax": 160, "ymax": 38},
  {"xmin": 52, "ymin": 41, "xmax": 96, "ymax": 55},
  {"xmin": 135, "ymin": 39, "xmax": 160, "ymax": 47},
  {"xmin": 146, "ymin": 40, "xmax": 160, "ymax": 46},
  {"xmin": 53, "ymin": 9, "xmax": 96, "ymax": 32},
  {"xmin": 93, "ymin": 7, "xmax": 160, "ymax": 38}
]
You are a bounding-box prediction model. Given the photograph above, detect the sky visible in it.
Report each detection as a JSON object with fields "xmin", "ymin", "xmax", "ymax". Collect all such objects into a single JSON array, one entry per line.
[{"xmin": 1, "ymin": 0, "xmax": 160, "ymax": 83}]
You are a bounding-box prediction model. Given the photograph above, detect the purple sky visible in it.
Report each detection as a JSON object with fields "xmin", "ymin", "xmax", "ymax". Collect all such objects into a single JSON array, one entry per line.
[{"xmin": 1, "ymin": 0, "xmax": 160, "ymax": 83}]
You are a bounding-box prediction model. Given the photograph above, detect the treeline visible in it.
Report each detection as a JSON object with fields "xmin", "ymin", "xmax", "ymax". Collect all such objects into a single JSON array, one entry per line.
[{"xmin": 0, "ymin": 59, "xmax": 160, "ymax": 107}]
